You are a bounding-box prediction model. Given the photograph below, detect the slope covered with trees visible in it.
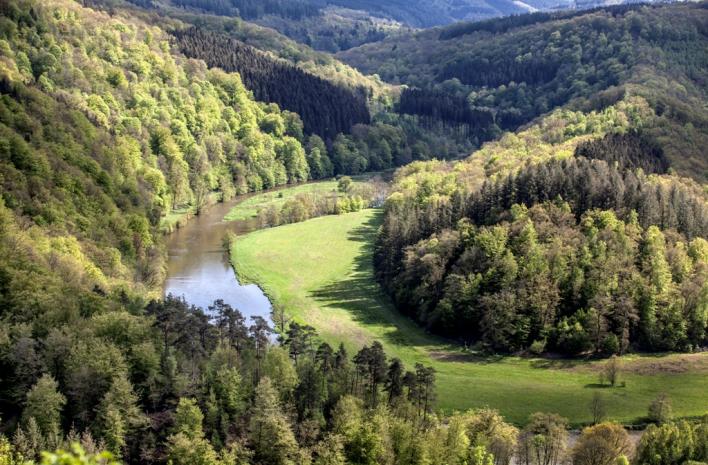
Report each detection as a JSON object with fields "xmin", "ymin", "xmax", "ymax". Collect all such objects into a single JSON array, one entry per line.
[
  {"xmin": 172, "ymin": 27, "xmax": 371, "ymax": 139},
  {"xmin": 161, "ymin": 0, "xmax": 665, "ymax": 29},
  {"xmin": 374, "ymin": 94, "xmax": 708, "ymax": 355},
  {"xmin": 0, "ymin": 1, "xmax": 444, "ymax": 462},
  {"xmin": 339, "ymin": 3, "xmax": 708, "ymax": 180}
]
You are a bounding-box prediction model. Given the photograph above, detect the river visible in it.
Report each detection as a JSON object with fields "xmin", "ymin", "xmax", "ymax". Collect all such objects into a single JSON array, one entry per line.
[{"xmin": 163, "ymin": 195, "xmax": 272, "ymax": 319}]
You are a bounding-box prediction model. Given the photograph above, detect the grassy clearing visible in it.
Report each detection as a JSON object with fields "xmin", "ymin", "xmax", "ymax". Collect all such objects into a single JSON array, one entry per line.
[
  {"xmin": 231, "ymin": 209, "xmax": 708, "ymax": 426},
  {"xmin": 223, "ymin": 177, "xmax": 368, "ymax": 222}
]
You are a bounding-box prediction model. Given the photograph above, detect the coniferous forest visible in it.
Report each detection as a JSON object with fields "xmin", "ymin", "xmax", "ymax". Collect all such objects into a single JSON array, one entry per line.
[
  {"xmin": 0, "ymin": 0, "xmax": 707, "ymax": 464},
  {"xmin": 172, "ymin": 28, "xmax": 371, "ymax": 139}
]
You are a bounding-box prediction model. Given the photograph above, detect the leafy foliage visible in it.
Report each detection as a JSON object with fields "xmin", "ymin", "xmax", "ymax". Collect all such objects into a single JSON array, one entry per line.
[
  {"xmin": 374, "ymin": 94, "xmax": 707, "ymax": 355},
  {"xmin": 339, "ymin": 3, "xmax": 708, "ymax": 179},
  {"xmin": 172, "ymin": 28, "xmax": 371, "ymax": 139}
]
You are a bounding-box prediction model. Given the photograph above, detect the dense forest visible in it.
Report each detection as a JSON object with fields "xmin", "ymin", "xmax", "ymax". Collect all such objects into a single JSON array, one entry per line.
[
  {"xmin": 171, "ymin": 0, "xmax": 322, "ymax": 20},
  {"xmin": 161, "ymin": 0, "xmax": 588, "ymax": 28},
  {"xmin": 0, "ymin": 0, "xmax": 706, "ymax": 463},
  {"xmin": 172, "ymin": 28, "xmax": 370, "ymax": 139},
  {"xmin": 374, "ymin": 92, "xmax": 708, "ymax": 355},
  {"xmin": 3, "ymin": 296, "xmax": 706, "ymax": 465},
  {"xmin": 339, "ymin": 3, "xmax": 708, "ymax": 180}
]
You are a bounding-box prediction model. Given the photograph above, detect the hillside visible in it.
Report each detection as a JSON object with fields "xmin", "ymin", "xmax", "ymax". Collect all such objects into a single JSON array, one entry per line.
[
  {"xmin": 373, "ymin": 91, "xmax": 708, "ymax": 356},
  {"xmin": 0, "ymin": 0, "xmax": 706, "ymax": 463},
  {"xmin": 155, "ymin": 0, "xmax": 675, "ymax": 36},
  {"xmin": 232, "ymin": 208, "xmax": 708, "ymax": 423},
  {"xmin": 0, "ymin": 0, "xmax": 335, "ymax": 435},
  {"xmin": 339, "ymin": 3, "xmax": 708, "ymax": 180}
]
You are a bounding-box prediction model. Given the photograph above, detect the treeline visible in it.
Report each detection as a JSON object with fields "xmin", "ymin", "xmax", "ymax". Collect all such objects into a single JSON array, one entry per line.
[
  {"xmin": 383, "ymin": 201, "xmax": 707, "ymax": 354},
  {"xmin": 398, "ymin": 88, "xmax": 498, "ymax": 137},
  {"xmin": 2, "ymin": 296, "xmax": 707, "ymax": 465},
  {"xmin": 439, "ymin": 55, "xmax": 560, "ymax": 89},
  {"xmin": 438, "ymin": 3, "xmax": 650, "ymax": 40},
  {"xmin": 375, "ymin": 153, "xmax": 708, "ymax": 354},
  {"xmin": 1, "ymin": 293, "xmax": 441, "ymax": 464},
  {"xmin": 3, "ymin": 297, "xmax": 707, "ymax": 465},
  {"xmin": 469, "ymin": 157, "xmax": 707, "ymax": 239},
  {"xmin": 252, "ymin": 176, "xmax": 387, "ymax": 228},
  {"xmin": 171, "ymin": 0, "xmax": 322, "ymax": 20},
  {"xmin": 172, "ymin": 28, "xmax": 370, "ymax": 139}
]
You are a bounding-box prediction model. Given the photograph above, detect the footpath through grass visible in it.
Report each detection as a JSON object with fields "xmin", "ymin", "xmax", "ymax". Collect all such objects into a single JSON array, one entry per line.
[{"xmin": 231, "ymin": 209, "xmax": 708, "ymax": 426}]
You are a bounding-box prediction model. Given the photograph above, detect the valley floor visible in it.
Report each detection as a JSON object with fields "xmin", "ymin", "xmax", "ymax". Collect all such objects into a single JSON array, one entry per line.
[{"xmin": 231, "ymin": 208, "xmax": 708, "ymax": 426}]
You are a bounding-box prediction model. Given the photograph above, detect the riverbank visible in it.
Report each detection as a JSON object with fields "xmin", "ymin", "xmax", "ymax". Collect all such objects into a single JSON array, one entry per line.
[{"xmin": 230, "ymin": 208, "xmax": 708, "ymax": 426}]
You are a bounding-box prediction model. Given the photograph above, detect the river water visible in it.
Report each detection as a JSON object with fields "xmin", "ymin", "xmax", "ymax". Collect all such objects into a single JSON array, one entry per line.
[{"xmin": 163, "ymin": 195, "xmax": 272, "ymax": 319}]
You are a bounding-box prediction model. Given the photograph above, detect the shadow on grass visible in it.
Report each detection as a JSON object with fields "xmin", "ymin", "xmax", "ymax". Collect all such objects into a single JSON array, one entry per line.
[
  {"xmin": 530, "ymin": 358, "xmax": 582, "ymax": 370},
  {"xmin": 308, "ymin": 210, "xmax": 522, "ymax": 365},
  {"xmin": 583, "ymin": 383, "xmax": 613, "ymax": 389},
  {"xmin": 309, "ymin": 211, "xmax": 419, "ymax": 348},
  {"xmin": 430, "ymin": 351, "xmax": 506, "ymax": 364}
]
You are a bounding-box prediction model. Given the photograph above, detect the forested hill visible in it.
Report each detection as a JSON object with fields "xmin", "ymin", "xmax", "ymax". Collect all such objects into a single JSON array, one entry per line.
[
  {"xmin": 0, "ymin": 0, "xmax": 323, "ymax": 308},
  {"xmin": 374, "ymin": 92, "xmax": 708, "ymax": 356},
  {"xmin": 157, "ymin": 0, "xmax": 670, "ymax": 28},
  {"xmin": 115, "ymin": 0, "xmax": 684, "ymax": 55},
  {"xmin": 172, "ymin": 27, "xmax": 370, "ymax": 139},
  {"xmin": 339, "ymin": 2, "xmax": 708, "ymax": 180}
]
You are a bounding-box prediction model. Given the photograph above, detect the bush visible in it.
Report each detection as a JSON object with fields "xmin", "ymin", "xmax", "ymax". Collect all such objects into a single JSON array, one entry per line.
[
  {"xmin": 39, "ymin": 444, "xmax": 120, "ymax": 465},
  {"xmin": 601, "ymin": 334, "xmax": 620, "ymax": 356},
  {"xmin": 529, "ymin": 339, "xmax": 546, "ymax": 355},
  {"xmin": 647, "ymin": 393, "xmax": 672, "ymax": 424}
]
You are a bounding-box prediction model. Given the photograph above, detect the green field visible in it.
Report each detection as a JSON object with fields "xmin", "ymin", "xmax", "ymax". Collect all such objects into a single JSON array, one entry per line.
[
  {"xmin": 224, "ymin": 178, "xmax": 367, "ymax": 222},
  {"xmin": 231, "ymin": 209, "xmax": 708, "ymax": 426}
]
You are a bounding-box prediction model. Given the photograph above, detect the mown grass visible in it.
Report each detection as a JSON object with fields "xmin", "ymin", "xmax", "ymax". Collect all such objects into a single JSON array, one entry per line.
[
  {"xmin": 223, "ymin": 177, "xmax": 367, "ymax": 222},
  {"xmin": 231, "ymin": 209, "xmax": 708, "ymax": 426}
]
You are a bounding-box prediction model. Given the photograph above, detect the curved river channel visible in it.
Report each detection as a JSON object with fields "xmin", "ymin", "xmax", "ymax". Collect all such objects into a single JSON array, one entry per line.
[{"xmin": 163, "ymin": 195, "xmax": 272, "ymax": 319}]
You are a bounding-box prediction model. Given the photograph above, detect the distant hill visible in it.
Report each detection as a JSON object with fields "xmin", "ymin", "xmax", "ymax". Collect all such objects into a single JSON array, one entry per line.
[
  {"xmin": 137, "ymin": 0, "xmax": 677, "ymax": 52},
  {"xmin": 339, "ymin": 2, "xmax": 708, "ymax": 181},
  {"xmin": 160, "ymin": 0, "xmax": 676, "ymax": 28}
]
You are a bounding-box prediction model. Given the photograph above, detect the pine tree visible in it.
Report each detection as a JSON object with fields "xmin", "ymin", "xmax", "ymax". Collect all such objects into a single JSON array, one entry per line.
[
  {"xmin": 384, "ymin": 358, "xmax": 404, "ymax": 405},
  {"xmin": 249, "ymin": 377, "xmax": 299, "ymax": 465},
  {"xmin": 23, "ymin": 374, "xmax": 65, "ymax": 439},
  {"xmin": 96, "ymin": 375, "xmax": 146, "ymax": 455}
]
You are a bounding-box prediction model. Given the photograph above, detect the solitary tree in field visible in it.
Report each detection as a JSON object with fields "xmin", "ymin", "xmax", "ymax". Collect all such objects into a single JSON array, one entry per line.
[
  {"xmin": 647, "ymin": 393, "xmax": 672, "ymax": 424},
  {"xmin": 602, "ymin": 355, "xmax": 622, "ymax": 387},
  {"xmin": 589, "ymin": 392, "xmax": 607, "ymax": 425}
]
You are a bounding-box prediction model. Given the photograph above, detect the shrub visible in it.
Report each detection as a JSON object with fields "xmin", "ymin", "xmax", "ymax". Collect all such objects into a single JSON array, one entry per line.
[{"xmin": 647, "ymin": 393, "xmax": 672, "ymax": 424}]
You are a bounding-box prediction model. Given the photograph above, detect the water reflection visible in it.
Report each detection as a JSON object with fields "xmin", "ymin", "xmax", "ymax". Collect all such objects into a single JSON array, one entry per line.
[{"xmin": 164, "ymin": 196, "xmax": 272, "ymax": 319}]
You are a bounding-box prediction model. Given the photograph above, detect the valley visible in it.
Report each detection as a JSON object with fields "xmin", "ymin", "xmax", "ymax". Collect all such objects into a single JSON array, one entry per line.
[
  {"xmin": 228, "ymin": 206, "xmax": 708, "ymax": 425},
  {"xmin": 0, "ymin": 0, "xmax": 706, "ymax": 463}
]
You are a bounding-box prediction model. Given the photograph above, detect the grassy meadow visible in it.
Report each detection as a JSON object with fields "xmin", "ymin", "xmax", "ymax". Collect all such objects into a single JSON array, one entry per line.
[
  {"xmin": 223, "ymin": 176, "xmax": 370, "ymax": 222},
  {"xmin": 231, "ymin": 209, "xmax": 708, "ymax": 426}
]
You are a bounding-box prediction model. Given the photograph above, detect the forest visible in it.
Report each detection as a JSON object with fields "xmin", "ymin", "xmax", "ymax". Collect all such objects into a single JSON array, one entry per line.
[
  {"xmin": 374, "ymin": 92, "xmax": 708, "ymax": 355},
  {"xmin": 172, "ymin": 28, "xmax": 371, "ymax": 139},
  {"xmin": 338, "ymin": 2, "xmax": 708, "ymax": 179},
  {"xmin": 0, "ymin": 0, "xmax": 706, "ymax": 463}
]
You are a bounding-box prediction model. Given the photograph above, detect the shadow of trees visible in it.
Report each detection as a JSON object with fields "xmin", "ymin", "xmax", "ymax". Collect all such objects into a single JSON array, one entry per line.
[{"xmin": 309, "ymin": 211, "xmax": 429, "ymax": 348}]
